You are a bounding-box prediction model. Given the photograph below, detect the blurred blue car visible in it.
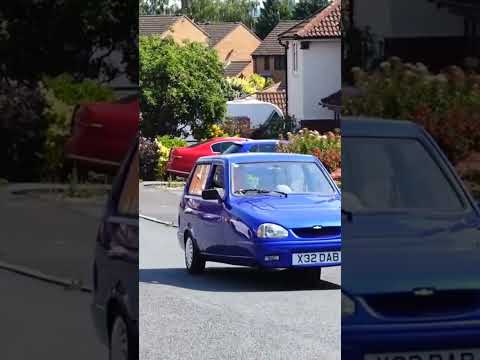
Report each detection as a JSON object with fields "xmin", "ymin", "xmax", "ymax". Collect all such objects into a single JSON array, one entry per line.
[
  {"xmin": 342, "ymin": 118, "xmax": 480, "ymax": 360},
  {"xmin": 222, "ymin": 139, "xmax": 287, "ymax": 154},
  {"xmin": 177, "ymin": 153, "xmax": 341, "ymax": 284}
]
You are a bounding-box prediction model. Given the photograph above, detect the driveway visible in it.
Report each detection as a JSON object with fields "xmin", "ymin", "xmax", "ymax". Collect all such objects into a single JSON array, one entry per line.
[{"xmin": 139, "ymin": 218, "xmax": 341, "ymax": 360}]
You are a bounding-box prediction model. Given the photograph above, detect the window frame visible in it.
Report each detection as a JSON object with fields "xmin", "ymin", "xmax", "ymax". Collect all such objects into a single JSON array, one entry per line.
[
  {"xmin": 274, "ymin": 55, "xmax": 285, "ymax": 71},
  {"xmin": 293, "ymin": 43, "xmax": 298, "ymax": 73},
  {"xmin": 115, "ymin": 150, "xmax": 139, "ymax": 219},
  {"xmin": 187, "ymin": 163, "xmax": 212, "ymax": 197},
  {"xmin": 264, "ymin": 55, "xmax": 271, "ymax": 71}
]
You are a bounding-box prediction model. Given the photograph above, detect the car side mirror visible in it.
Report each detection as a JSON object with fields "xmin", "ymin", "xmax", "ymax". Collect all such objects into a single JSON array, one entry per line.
[{"xmin": 202, "ymin": 189, "xmax": 222, "ymax": 201}]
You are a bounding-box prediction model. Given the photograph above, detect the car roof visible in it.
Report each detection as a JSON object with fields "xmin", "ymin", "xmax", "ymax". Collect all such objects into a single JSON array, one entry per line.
[
  {"xmin": 209, "ymin": 137, "xmax": 247, "ymax": 142},
  {"xmin": 342, "ymin": 117, "xmax": 424, "ymax": 138},
  {"xmin": 230, "ymin": 139, "xmax": 285, "ymax": 145},
  {"xmin": 198, "ymin": 153, "xmax": 316, "ymax": 163}
]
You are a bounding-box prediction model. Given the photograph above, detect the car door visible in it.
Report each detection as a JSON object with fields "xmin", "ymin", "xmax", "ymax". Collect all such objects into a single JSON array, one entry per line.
[
  {"xmin": 183, "ymin": 163, "xmax": 214, "ymax": 252},
  {"xmin": 95, "ymin": 143, "xmax": 139, "ymax": 340},
  {"xmin": 197, "ymin": 163, "xmax": 229, "ymax": 255}
]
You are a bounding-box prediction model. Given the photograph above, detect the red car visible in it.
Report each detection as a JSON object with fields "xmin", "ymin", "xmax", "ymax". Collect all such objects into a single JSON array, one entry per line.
[
  {"xmin": 166, "ymin": 137, "xmax": 247, "ymax": 177},
  {"xmin": 65, "ymin": 95, "xmax": 139, "ymax": 175}
]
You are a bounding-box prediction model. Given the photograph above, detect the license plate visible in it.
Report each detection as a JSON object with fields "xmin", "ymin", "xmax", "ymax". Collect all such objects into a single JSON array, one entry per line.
[
  {"xmin": 292, "ymin": 251, "xmax": 341, "ymax": 266},
  {"xmin": 364, "ymin": 348, "xmax": 480, "ymax": 360}
]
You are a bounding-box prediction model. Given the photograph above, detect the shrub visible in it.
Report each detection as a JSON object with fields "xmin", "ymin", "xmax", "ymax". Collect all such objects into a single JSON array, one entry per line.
[
  {"xmin": 0, "ymin": 81, "xmax": 47, "ymax": 181},
  {"xmin": 279, "ymin": 128, "xmax": 341, "ymax": 173},
  {"xmin": 251, "ymin": 114, "xmax": 298, "ymax": 139},
  {"xmin": 344, "ymin": 58, "xmax": 480, "ymax": 163},
  {"xmin": 155, "ymin": 136, "xmax": 187, "ymax": 180},
  {"xmin": 139, "ymin": 137, "xmax": 159, "ymax": 181},
  {"xmin": 41, "ymin": 74, "xmax": 115, "ymax": 179},
  {"xmin": 226, "ymin": 74, "xmax": 272, "ymax": 99}
]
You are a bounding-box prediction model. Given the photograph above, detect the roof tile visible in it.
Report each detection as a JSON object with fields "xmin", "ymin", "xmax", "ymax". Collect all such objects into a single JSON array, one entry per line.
[
  {"xmin": 252, "ymin": 21, "xmax": 299, "ymax": 56},
  {"xmin": 279, "ymin": 0, "xmax": 341, "ymax": 39}
]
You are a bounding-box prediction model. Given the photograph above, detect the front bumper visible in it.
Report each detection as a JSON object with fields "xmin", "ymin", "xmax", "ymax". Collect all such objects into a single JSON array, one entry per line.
[
  {"xmin": 254, "ymin": 238, "xmax": 341, "ymax": 268},
  {"xmin": 342, "ymin": 320, "xmax": 480, "ymax": 359}
]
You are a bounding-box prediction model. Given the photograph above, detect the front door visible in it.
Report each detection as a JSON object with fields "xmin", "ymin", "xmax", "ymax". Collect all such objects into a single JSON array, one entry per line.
[{"xmin": 196, "ymin": 163, "xmax": 228, "ymax": 255}]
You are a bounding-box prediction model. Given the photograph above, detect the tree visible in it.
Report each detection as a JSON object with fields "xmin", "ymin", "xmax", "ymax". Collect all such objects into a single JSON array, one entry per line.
[
  {"xmin": 293, "ymin": 0, "xmax": 330, "ymax": 20},
  {"xmin": 178, "ymin": 0, "xmax": 258, "ymax": 28},
  {"xmin": 0, "ymin": 0, "xmax": 138, "ymax": 84},
  {"xmin": 139, "ymin": 0, "xmax": 177, "ymax": 15},
  {"xmin": 255, "ymin": 0, "xmax": 292, "ymax": 39},
  {"xmin": 140, "ymin": 37, "xmax": 229, "ymax": 140}
]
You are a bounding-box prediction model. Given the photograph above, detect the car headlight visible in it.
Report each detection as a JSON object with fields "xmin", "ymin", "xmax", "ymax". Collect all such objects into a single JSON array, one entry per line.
[
  {"xmin": 341, "ymin": 292, "xmax": 356, "ymax": 318},
  {"xmin": 257, "ymin": 223, "xmax": 289, "ymax": 238}
]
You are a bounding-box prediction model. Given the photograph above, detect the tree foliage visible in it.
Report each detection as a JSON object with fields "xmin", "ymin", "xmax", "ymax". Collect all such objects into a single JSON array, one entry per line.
[
  {"xmin": 139, "ymin": 0, "xmax": 177, "ymax": 15},
  {"xmin": 140, "ymin": 36, "xmax": 229, "ymax": 140},
  {"xmin": 0, "ymin": 82, "xmax": 47, "ymax": 181},
  {"xmin": 255, "ymin": 0, "xmax": 292, "ymax": 39},
  {"xmin": 292, "ymin": 0, "xmax": 330, "ymax": 20},
  {"xmin": 0, "ymin": 0, "xmax": 138, "ymax": 84},
  {"xmin": 180, "ymin": 0, "xmax": 259, "ymax": 28}
]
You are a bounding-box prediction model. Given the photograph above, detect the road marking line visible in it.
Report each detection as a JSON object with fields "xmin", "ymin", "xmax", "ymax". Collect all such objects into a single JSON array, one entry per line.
[
  {"xmin": 0, "ymin": 260, "xmax": 92, "ymax": 292},
  {"xmin": 139, "ymin": 214, "xmax": 178, "ymax": 228}
]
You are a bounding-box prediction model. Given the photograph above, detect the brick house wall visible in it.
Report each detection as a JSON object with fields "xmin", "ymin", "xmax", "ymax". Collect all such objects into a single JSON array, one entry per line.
[
  {"xmin": 162, "ymin": 18, "xmax": 209, "ymax": 45},
  {"xmin": 214, "ymin": 25, "xmax": 261, "ymax": 76},
  {"xmin": 253, "ymin": 55, "xmax": 287, "ymax": 83}
]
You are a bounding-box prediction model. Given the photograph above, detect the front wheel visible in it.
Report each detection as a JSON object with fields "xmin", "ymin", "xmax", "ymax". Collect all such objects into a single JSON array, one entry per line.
[
  {"xmin": 185, "ymin": 235, "xmax": 205, "ymax": 274},
  {"xmin": 109, "ymin": 315, "xmax": 132, "ymax": 360}
]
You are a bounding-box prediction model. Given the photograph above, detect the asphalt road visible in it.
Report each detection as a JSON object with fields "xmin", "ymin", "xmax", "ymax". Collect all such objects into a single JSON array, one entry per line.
[
  {"xmin": 139, "ymin": 218, "xmax": 341, "ymax": 360},
  {"xmin": 0, "ymin": 269, "xmax": 106, "ymax": 360}
]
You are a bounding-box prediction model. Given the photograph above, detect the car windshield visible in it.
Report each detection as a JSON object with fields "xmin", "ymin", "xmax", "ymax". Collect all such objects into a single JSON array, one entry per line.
[
  {"xmin": 223, "ymin": 143, "xmax": 243, "ymax": 154},
  {"xmin": 342, "ymin": 137, "xmax": 466, "ymax": 212},
  {"xmin": 231, "ymin": 161, "xmax": 335, "ymax": 195}
]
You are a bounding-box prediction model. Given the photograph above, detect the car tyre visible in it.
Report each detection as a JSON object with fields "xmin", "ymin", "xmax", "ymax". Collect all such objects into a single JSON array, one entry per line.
[
  {"xmin": 109, "ymin": 314, "xmax": 134, "ymax": 360},
  {"xmin": 185, "ymin": 235, "xmax": 205, "ymax": 274}
]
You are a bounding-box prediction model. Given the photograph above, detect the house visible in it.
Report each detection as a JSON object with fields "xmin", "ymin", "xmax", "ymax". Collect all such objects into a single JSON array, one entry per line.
[
  {"xmin": 348, "ymin": 0, "xmax": 479, "ymax": 71},
  {"xmin": 139, "ymin": 15, "xmax": 209, "ymax": 45},
  {"xmin": 252, "ymin": 20, "xmax": 299, "ymax": 85},
  {"xmin": 279, "ymin": 0, "xmax": 341, "ymax": 131},
  {"xmin": 199, "ymin": 22, "xmax": 262, "ymax": 77}
]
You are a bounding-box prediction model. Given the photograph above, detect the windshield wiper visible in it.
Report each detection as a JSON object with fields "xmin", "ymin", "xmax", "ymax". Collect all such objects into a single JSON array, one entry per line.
[{"xmin": 235, "ymin": 188, "xmax": 288, "ymax": 197}]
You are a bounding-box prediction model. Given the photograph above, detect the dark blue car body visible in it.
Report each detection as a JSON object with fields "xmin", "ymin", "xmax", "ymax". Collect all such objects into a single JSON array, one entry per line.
[
  {"xmin": 222, "ymin": 139, "xmax": 284, "ymax": 154},
  {"xmin": 342, "ymin": 118, "xmax": 480, "ymax": 359},
  {"xmin": 177, "ymin": 153, "xmax": 341, "ymax": 270}
]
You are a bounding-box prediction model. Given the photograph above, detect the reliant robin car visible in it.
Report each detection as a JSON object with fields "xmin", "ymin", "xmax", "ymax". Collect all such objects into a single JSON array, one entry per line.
[
  {"xmin": 91, "ymin": 138, "xmax": 138, "ymax": 360},
  {"xmin": 341, "ymin": 117, "xmax": 480, "ymax": 360},
  {"xmin": 177, "ymin": 153, "xmax": 341, "ymax": 284}
]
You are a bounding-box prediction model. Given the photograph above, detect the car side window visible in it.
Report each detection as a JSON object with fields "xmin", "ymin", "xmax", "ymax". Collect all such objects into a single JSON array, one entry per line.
[
  {"xmin": 212, "ymin": 142, "xmax": 234, "ymax": 153},
  {"xmin": 258, "ymin": 143, "xmax": 277, "ymax": 152},
  {"xmin": 188, "ymin": 164, "xmax": 211, "ymax": 196},
  {"xmin": 249, "ymin": 144, "xmax": 259, "ymax": 153},
  {"xmin": 211, "ymin": 143, "xmax": 222, "ymax": 153},
  {"xmin": 117, "ymin": 151, "xmax": 139, "ymax": 217},
  {"xmin": 207, "ymin": 165, "xmax": 225, "ymax": 198}
]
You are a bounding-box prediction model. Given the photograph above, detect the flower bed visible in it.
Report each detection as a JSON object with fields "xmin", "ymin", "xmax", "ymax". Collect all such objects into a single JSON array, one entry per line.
[{"xmin": 279, "ymin": 129, "xmax": 341, "ymax": 180}]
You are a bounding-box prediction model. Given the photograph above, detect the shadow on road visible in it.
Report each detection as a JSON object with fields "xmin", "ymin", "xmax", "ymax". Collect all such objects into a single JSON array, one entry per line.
[{"xmin": 139, "ymin": 267, "xmax": 340, "ymax": 292}]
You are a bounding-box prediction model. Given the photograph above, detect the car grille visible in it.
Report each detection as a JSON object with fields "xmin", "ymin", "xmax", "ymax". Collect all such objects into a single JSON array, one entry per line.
[
  {"xmin": 292, "ymin": 226, "xmax": 340, "ymax": 239},
  {"xmin": 363, "ymin": 290, "xmax": 480, "ymax": 319}
]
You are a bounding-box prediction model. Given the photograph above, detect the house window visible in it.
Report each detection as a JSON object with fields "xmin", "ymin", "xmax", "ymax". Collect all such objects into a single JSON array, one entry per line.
[
  {"xmin": 293, "ymin": 43, "xmax": 298, "ymax": 72},
  {"xmin": 274, "ymin": 55, "xmax": 285, "ymax": 70},
  {"xmin": 264, "ymin": 56, "xmax": 270, "ymax": 71},
  {"xmin": 254, "ymin": 57, "xmax": 258, "ymax": 73}
]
